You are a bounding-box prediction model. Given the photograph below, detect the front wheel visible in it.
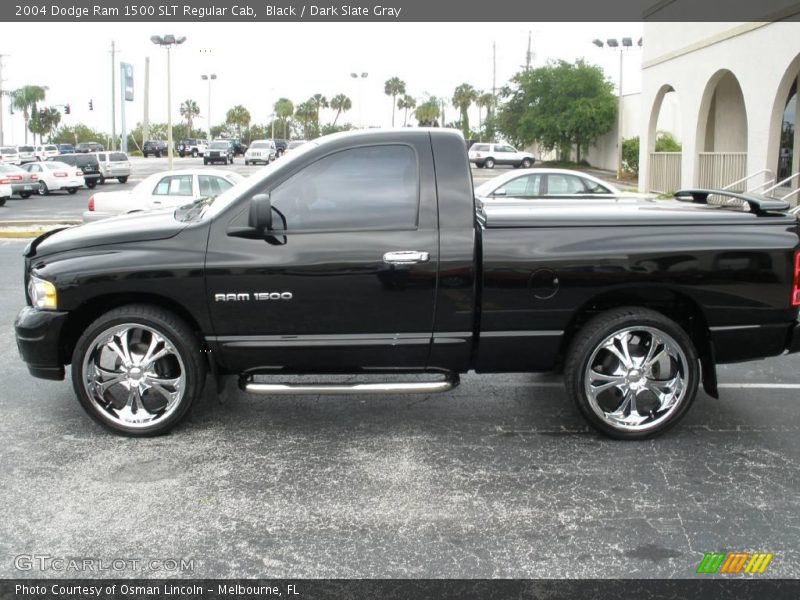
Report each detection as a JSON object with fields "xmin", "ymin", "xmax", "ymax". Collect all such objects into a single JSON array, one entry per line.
[
  {"xmin": 68, "ymin": 187, "xmax": 78, "ymax": 195},
  {"xmin": 86, "ymin": 180, "xmax": 97, "ymax": 189},
  {"xmin": 71, "ymin": 304, "xmax": 207, "ymax": 437},
  {"xmin": 484, "ymin": 158, "xmax": 495, "ymax": 169},
  {"xmin": 118, "ymin": 176, "xmax": 128, "ymax": 184},
  {"xmin": 521, "ymin": 158, "xmax": 533, "ymax": 168},
  {"xmin": 564, "ymin": 307, "xmax": 699, "ymax": 440},
  {"xmin": 191, "ymin": 149, "xmax": 198, "ymax": 158},
  {"xmin": 20, "ymin": 192, "xmax": 32, "ymax": 199}
]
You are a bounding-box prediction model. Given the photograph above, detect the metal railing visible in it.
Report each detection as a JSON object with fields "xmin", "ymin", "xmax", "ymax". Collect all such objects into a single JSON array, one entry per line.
[
  {"xmin": 722, "ymin": 168, "xmax": 773, "ymax": 192},
  {"xmin": 698, "ymin": 152, "xmax": 747, "ymax": 191},
  {"xmin": 648, "ymin": 152, "xmax": 682, "ymax": 194},
  {"xmin": 763, "ymin": 172, "xmax": 800, "ymax": 201}
]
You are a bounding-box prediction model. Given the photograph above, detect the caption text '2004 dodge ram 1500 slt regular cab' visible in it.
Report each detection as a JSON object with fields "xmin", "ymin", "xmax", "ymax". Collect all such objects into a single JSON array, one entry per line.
[{"xmin": 14, "ymin": 129, "xmax": 800, "ymax": 439}]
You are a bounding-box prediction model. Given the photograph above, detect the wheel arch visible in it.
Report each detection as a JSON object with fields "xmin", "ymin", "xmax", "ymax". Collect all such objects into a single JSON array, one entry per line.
[{"xmin": 558, "ymin": 286, "xmax": 717, "ymax": 397}]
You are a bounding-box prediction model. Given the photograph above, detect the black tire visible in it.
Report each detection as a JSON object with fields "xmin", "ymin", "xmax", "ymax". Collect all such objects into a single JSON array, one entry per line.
[
  {"xmin": 564, "ymin": 307, "xmax": 699, "ymax": 440},
  {"xmin": 71, "ymin": 304, "xmax": 207, "ymax": 437},
  {"xmin": 68, "ymin": 188, "xmax": 78, "ymax": 195},
  {"xmin": 0, "ymin": 197, "xmax": 6, "ymax": 207},
  {"xmin": 20, "ymin": 192, "xmax": 32, "ymax": 199},
  {"xmin": 244, "ymin": 160, "xmax": 249, "ymax": 166},
  {"xmin": 86, "ymin": 180, "xmax": 97, "ymax": 189},
  {"xmin": 474, "ymin": 163, "xmax": 483, "ymax": 169},
  {"xmin": 521, "ymin": 158, "xmax": 533, "ymax": 168},
  {"xmin": 118, "ymin": 176, "xmax": 128, "ymax": 184},
  {"xmin": 98, "ymin": 176, "xmax": 106, "ymax": 185},
  {"xmin": 38, "ymin": 181, "xmax": 49, "ymax": 196},
  {"xmin": 203, "ymin": 159, "xmax": 209, "ymax": 165},
  {"xmin": 156, "ymin": 151, "xmax": 162, "ymax": 158},
  {"xmin": 191, "ymin": 149, "xmax": 198, "ymax": 158},
  {"xmin": 143, "ymin": 153, "xmax": 149, "ymax": 158},
  {"xmin": 229, "ymin": 156, "xmax": 234, "ymax": 164},
  {"xmin": 484, "ymin": 157, "xmax": 495, "ymax": 169}
]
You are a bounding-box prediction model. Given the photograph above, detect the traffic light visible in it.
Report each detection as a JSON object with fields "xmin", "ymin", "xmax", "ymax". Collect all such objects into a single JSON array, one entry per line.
[
  {"xmin": 89, "ymin": 99, "xmax": 93, "ymax": 111},
  {"xmin": 65, "ymin": 104, "xmax": 71, "ymax": 114}
]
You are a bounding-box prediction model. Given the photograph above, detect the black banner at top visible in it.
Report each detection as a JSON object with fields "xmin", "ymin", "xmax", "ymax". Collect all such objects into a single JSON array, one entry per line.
[{"xmin": 2, "ymin": 0, "xmax": 800, "ymax": 22}]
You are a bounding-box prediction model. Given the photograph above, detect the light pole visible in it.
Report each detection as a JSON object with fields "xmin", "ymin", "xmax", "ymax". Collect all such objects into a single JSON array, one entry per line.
[
  {"xmin": 151, "ymin": 34, "xmax": 186, "ymax": 170},
  {"xmin": 201, "ymin": 73, "xmax": 216, "ymax": 141},
  {"xmin": 593, "ymin": 37, "xmax": 641, "ymax": 180},
  {"xmin": 350, "ymin": 72, "xmax": 368, "ymax": 128}
]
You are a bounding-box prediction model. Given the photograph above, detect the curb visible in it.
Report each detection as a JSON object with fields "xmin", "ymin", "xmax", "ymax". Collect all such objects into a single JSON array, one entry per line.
[{"xmin": 0, "ymin": 219, "xmax": 80, "ymax": 239}]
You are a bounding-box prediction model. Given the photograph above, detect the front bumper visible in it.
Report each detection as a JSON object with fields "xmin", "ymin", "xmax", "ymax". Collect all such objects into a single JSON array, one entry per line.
[{"xmin": 15, "ymin": 306, "xmax": 69, "ymax": 380}]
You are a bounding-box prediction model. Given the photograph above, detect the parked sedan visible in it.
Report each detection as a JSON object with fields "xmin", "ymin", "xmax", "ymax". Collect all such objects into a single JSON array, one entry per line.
[
  {"xmin": 94, "ymin": 151, "xmax": 131, "ymax": 183},
  {"xmin": 0, "ymin": 164, "xmax": 39, "ymax": 198},
  {"xmin": 0, "ymin": 146, "xmax": 21, "ymax": 166},
  {"xmin": 475, "ymin": 168, "xmax": 624, "ymax": 201},
  {"xmin": 469, "ymin": 143, "xmax": 535, "ymax": 169},
  {"xmin": 22, "ymin": 161, "xmax": 84, "ymax": 195},
  {"xmin": 83, "ymin": 169, "xmax": 244, "ymax": 222}
]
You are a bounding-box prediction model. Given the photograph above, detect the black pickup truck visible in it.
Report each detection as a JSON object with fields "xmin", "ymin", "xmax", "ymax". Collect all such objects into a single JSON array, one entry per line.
[{"xmin": 14, "ymin": 129, "xmax": 800, "ymax": 439}]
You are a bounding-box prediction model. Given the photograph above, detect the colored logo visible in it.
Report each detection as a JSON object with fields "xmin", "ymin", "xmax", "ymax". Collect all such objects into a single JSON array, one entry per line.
[{"xmin": 696, "ymin": 552, "xmax": 773, "ymax": 574}]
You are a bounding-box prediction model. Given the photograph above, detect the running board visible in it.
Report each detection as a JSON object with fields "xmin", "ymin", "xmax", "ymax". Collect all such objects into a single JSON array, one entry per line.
[{"xmin": 240, "ymin": 374, "xmax": 459, "ymax": 396}]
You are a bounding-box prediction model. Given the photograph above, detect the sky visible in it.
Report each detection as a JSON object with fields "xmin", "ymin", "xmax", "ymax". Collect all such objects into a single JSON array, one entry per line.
[{"xmin": 0, "ymin": 22, "xmax": 643, "ymax": 144}]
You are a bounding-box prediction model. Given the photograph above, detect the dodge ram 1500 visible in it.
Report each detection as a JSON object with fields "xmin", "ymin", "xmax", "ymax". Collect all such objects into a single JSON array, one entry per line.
[{"xmin": 14, "ymin": 129, "xmax": 800, "ymax": 439}]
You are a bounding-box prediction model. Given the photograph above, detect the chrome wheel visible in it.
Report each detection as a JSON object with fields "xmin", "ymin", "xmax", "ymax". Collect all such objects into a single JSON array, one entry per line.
[
  {"xmin": 584, "ymin": 326, "xmax": 688, "ymax": 433},
  {"xmin": 81, "ymin": 323, "xmax": 186, "ymax": 429}
]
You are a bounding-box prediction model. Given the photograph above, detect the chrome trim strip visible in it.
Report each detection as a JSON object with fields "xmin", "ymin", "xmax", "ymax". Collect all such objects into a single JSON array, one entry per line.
[
  {"xmin": 242, "ymin": 375, "xmax": 459, "ymax": 396},
  {"xmin": 709, "ymin": 325, "xmax": 761, "ymax": 332},
  {"xmin": 481, "ymin": 330, "xmax": 564, "ymax": 338},
  {"xmin": 207, "ymin": 333, "xmax": 433, "ymax": 348}
]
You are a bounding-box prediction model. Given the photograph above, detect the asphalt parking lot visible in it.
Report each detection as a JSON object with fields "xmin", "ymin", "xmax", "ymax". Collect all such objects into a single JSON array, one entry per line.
[
  {"xmin": 1, "ymin": 239, "xmax": 800, "ymax": 579},
  {"xmin": 0, "ymin": 156, "xmax": 504, "ymax": 222}
]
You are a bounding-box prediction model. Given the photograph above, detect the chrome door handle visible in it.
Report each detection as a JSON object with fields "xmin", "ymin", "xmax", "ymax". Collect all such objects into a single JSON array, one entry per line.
[{"xmin": 383, "ymin": 251, "xmax": 430, "ymax": 265}]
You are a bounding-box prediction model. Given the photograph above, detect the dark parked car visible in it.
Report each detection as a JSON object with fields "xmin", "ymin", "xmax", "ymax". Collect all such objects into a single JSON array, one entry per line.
[
  {"xmin": 57, "ymin": 144, "xmax": 75, "ymax": 155},
  {"xmin": 142, "ymin": 140, "xmax": 167, "ymax": 158},
  {"xmin": 46, "ymin": 154, "xmax": 102, "ymax": 188},
  {"xmin": 75, "ymin": 142, "xmax": 104, "ymax": 153},
  {"xmin": 220, "ymin": 138, "xmax": 247, "ymax": 156},
  {"xmin": 270, "ymin": 139, "xmax": 288, "ymax": 157},
  {"xmin": 14, "ymin": 129, "xmax": 800, "ymax": 440},
  {"xmin": 204, "ymin": 140, "xmax": 234, "ymax": 165}
]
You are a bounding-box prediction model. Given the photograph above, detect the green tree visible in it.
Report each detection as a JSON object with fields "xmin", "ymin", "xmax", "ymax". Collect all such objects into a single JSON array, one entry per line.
[
  {"xmin": 29, "ymin": 107, "xmax": 61, "ymax": 143},
  {"xmin": 179, "ymin": 99, "xmax": 200, "ymax": 137},
  {"xmin": 311, "ymin": 94, "xmax": 328, "ymax": 125},
  {"xmin": 497, "ymin": 59, "xmax": 616, "ymax": 162},
  {"xmin": 294, "ymin": 100, "xmax": 317, "ymax": 139},
  {"xmin": 225, "ymin": 105, "xmax": 251, "ymax": 139},
  {"xmin": 273, "ymin": 98, "xmax": 294, "ymax": 139},
  {"xmin": 414, "ymin": 97, "xmax": 440, "ymax": 127},
  {"xmin": 475, "ymin": 92, "xmax": 495, "ymax": 141},
  {"xmin": 11, "ymin": 85, "xmax": 48, "ymax": 144},
  {"xmin": 622, "ymin": 137, "xmax": 640, "ymax": 174},
  {"xmin": 384, "ymin": 77, "xmax": 406, "ymax": 127},
  {"xmin": 52, "ymin": 123, "xmax": 109, "ymax": 146},
  {"xmin": 397, "ymin": 95, "xmax": 416, "ymax": 127},
  {"xmin": 452, "ymin": 83, "xmax": 478, "ymax": 139},
  {"xmin": 655, "ymin": 131, "xmax": 682, "ymax": 152},
  {"xmin": 329, "ymin": 94, "xmax": 352, "ymax": 126}
]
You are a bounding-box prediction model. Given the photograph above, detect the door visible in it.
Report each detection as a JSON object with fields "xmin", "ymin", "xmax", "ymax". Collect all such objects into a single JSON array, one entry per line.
[
  {"xmin": 490, "ymin": 173, "xmax": 543, "ymax": 199},
  {"xmin": 147, "ymin": 173, "xmax": 196, "ymax": 209},
  {"xmin": 205, "ymin": 139, "xmax": 439, "ymax": 373}
]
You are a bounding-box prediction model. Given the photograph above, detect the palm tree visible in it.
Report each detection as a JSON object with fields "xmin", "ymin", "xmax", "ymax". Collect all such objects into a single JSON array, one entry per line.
[
  {"xmin": 311, "ymin": 94, "xmax": 328, "ymax": 125},
  {"xmin": 11, "ymin": 85, "xmax": 48, "ymax": 144},
  {"xmin": 414, "ymin": 97, "xmax": 440, "ymax": 127},
  {"xmin": 273, "ymin": 98, "xmax": 294, "ymax": 138},
  {"xmin": 225, "ymin": 105, "xmax": 251, "ymax": 139},
  {"xmin": 179, "ymin": 99, "xmax": 200, "ymax": 136},
  {"xmin": 475, "ymin": 92, "xmax": 495, "ymax": 141},
  {"xmin": 397, "ymin": 95, "xmax": 416, "ymax": 127},
  {"xmin": 329, "ymin": 94, "xmax": 352, "ymax": 126},
  {"xmin": 452, "ymin": 83, "xmax": 478, "ymax": 139},
  {"xmin": 294, "ymin": 101, "xmax": 316, "ymax": 139},
  {"xmin": 384, "ymin": 77, "xmax": 406, "ymax": 127}
]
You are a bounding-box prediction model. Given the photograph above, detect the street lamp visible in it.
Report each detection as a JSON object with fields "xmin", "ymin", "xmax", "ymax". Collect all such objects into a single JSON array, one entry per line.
[
  {"xmin": 592, "ymin": 37, "xmax": 641, "ymax": 180},
  {"xmin": 350, "ymin": 71, "xmax": 368, "ymax": 128},
  {"xmin": 201, "ymin": 73, "xmax": 216, "ymax": 141},
  {"xmin": 151, "ymin": 34, "xmax": 186, "ymax": 170}
]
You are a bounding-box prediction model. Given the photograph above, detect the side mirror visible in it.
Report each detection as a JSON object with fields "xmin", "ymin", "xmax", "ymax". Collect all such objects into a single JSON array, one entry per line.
[
  {"xmin": 493, "ymin": 187, "xmax": 507, "ymax": 197},
  {"xmin": 248, "ymin": 193, "xmax": 272, "ymax": 231}
]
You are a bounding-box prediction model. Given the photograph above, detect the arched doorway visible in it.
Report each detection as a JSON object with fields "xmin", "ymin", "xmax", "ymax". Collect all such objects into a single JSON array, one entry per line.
[
  {"xmin": 647, "ymin": 84, "xmax": 682, "ymax": 193},
  {"xmin": 777, "ymin": 82, "xmax": 796, "ymax": 181},
  {"xmin": 695, "ymin": 70, "xmax": 748, "ymax": 190}
]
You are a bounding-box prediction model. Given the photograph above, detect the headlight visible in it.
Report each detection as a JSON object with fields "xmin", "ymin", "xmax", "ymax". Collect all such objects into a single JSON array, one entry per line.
[{"xmin": 28, "ymin": 275, "xmax": 57, "ymax": 310}]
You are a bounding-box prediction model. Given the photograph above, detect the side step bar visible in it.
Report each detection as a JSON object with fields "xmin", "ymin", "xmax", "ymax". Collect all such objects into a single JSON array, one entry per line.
[{"xmin": 240, "ymin": 374, "xmax": 460, "ymax": 396}]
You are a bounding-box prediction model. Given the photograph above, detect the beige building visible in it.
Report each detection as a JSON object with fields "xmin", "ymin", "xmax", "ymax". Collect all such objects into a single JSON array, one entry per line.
[{"xmin": 638, "ymin": 18, "xmax": 800, "ymax": 198}]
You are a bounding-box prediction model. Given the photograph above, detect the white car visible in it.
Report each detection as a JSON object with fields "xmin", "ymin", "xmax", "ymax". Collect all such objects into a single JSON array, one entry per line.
[
  {"xmin": 0, "ymin": 146, "xmax": 21, "ymax": 166},
  {"xmin": 22, "ymin": 161, "xmax": 84, "ymax": 195},
  {"xmin": 83, "ymin": 168, "xmax": 244, "ymax": 222},
  {"xmin": 94, "ymin": 151, "xmax": 131, "ymax": 183},
  {"xmin": 468, "ymin": 143, "xmax": 535, "ymax": 169},
  {"xmin": 17, "ymin": 145, "xmax": 36, "ymax": 164},
  {"xmin": 244, "ymin": 140, "xmax": 277, "ymax": 165},
  {"xmin": 475, "ymin": 168, "xmax": 626, "ymax": 201},
  {"xmin": 0, "ymin": 178, "xmax": 11, "ymax": 206},
  {"xmin": 34, "ymin": 144, "xmax": 60, "ymax": 161}
]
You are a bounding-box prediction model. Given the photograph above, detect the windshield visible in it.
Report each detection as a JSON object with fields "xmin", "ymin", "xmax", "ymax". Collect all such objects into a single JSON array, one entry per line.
[
  {"xmin": 250, "ymin": 142, "xmax": 270, "ymax": 149},
  {"xmin": 210, "ymin": 141, "xmax": 230, "ymax": 149},
  {"xmin": 1, "ymin": 147, "xmax": 18, "ymax": 154},
  {"xmin": 186, "ymin": 140, "xmax": 320, "ymax": 222},
  {"xmin": 19, "ymin": 146, "xmax": 34, "ymax": 152},
  {"xmin": 45, "ymin": 162, "xmax": 69, "ymax": 170}
]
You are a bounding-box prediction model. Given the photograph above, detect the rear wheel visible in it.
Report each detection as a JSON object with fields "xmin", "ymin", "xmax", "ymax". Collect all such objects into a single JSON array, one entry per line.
[
  {"xmin": 203, "ymin": 159, "xmax": 209, "ymax": 165},
  {"xmin": 98, "ymin": 176, "xmax": 106, "ymax": 185},
  {"xmin": 68, "ymin": 188, "xmax": 78, "ymax": 195},
  {"xmin": 38, "ymin": 181, "xmax": 49, "ymax": 196},
  {"xmin": 484, "ymin": 157, "xmax": 495, "ymax": 169},
  {"xmin": 118, "ymin": 176, "xmax": 128, "ymax": 184},
  {"xmin": 86, "ymin": 180, "xmax": 97, "ymax": 189},
  {"xmin": 564, "ymin": 307, "xmax": 699, "ymax": 440},
  {"xmin": 71, "ymin": 304, "xmax": 207, "ymax": 437},
  {"xmin": 0, "ymin": 197, "xmax": 6, "ymax": 207},
  {"xmin": 20, "ymin": 192, "xmax": 32, "ymax": 199}
]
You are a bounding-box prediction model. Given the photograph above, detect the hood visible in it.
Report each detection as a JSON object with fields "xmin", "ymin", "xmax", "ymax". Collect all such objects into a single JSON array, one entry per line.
[{"xmin": 26, "ymin": 209, "xmax": 186, "ymax": 258}]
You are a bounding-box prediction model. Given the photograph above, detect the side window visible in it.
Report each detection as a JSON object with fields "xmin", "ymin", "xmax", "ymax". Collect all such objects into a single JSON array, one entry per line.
[
  {"xmin": 546, "ymin": 174, "xmax": 589, "ymax": 195},
  {"xmin": 494, "ymin": 145, "xmax": 509, "ymax": 154},
  {"xmin": 270, "ymin": 145, "xmax": 419, "ymax": 232},
  {"xmin": 97, "ymin": 153, "xmax": 106, "ymax": 161},
  {"xmin": 503, "ymin": 146, "xmax": 518, "ymax": 153},
  {"xmin": 199, "ymin": 175, "xmax": 233, "ymax": 197},
  {"xmin": 498, "ymin": 174, "xmax": 542, "ymax": 197},
  {"xmin": 582, "ymin": 178, "xmax": 612, "ymax": 194},
  {"xmin": 153, "ymin": 175, "xmax": 193, "ymax": 196},
  {"xmin": 213, "ymin": 176, "xmax": 234, "ymax": 193}
]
